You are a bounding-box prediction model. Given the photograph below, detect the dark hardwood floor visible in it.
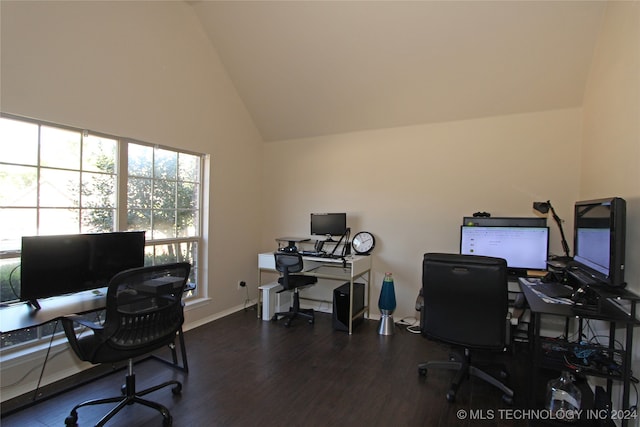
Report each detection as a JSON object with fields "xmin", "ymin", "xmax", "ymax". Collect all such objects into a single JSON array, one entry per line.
[{"xmin": 1, "ymin": 307, "xmax": 530, "ymax": 426}]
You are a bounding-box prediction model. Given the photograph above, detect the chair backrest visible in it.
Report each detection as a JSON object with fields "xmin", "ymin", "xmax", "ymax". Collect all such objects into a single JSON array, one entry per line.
[
  {"xmin": 274, "ymin": 252, "xmax": 305, "ymax": 289},
  {"xmin": 274, "ymin": 252, "xmax": 304, "ymax": 274},
  {"xmin": 103, "ymin": 262, "xmax": 191, "ymax": 352},
  {"xmin": 421, "ymin": 253, "xmax": 508, "ymax": 350}
]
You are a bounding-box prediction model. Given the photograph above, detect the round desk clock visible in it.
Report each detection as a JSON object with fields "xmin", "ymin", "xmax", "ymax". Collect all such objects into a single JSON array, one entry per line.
[{"xmin": 352, "ymin": 231, "xmax": 375, "ymax": 255}]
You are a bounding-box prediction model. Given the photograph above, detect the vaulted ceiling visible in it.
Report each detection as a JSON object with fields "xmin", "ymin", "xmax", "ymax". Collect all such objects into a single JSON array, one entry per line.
[{"xmin": 190, "ymin": 1, "xmax": 607, "ymax": 142}]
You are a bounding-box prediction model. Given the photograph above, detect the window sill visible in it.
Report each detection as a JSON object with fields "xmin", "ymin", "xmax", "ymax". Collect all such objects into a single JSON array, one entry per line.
[{"xmin": 184, "ymin": 296, "xmax": 211, "ymax": 311}]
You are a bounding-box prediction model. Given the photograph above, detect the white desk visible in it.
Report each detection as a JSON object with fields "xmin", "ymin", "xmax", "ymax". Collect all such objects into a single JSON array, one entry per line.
[{"xmin": 258, "ymin": 253, "xmax": 372, "ymax": 334}]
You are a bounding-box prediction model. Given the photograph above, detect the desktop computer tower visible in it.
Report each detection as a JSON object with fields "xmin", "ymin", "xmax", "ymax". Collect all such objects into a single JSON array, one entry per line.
[{"xmin": 332, "ymin": 282, "xmax": 365, "ymax": 332}]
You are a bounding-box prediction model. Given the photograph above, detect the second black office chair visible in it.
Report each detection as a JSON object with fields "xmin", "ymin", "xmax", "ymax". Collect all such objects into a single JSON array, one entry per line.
[
  {"xmin": 418, "ymin": 253, "xmax": 514, "ymax": 405},
  {"xmin": 271, "ymin": 252, "xmax": 317, "ymax": 327}
]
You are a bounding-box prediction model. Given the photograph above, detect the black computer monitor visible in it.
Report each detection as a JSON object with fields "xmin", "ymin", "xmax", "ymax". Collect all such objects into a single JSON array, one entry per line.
[
  {"xmin": 460, "ymin": 226, "xmax": 549, "ymax": 275},
  {"xmin": 20, "ymin": 231, "xmax": 146, "ymax": 308},
  {"xmin": 310, "ymin": 213, "xmax": 347, "ymax": 239},
  {"xmin": 571, "ymin": 197, "xmax": 626, "ymax": 288}
]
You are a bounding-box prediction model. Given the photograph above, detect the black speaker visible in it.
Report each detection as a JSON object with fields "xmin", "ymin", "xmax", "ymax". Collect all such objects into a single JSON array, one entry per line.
[{"xmin": 333, "ymin": 282, "xmax": 365, "ymax": 332}]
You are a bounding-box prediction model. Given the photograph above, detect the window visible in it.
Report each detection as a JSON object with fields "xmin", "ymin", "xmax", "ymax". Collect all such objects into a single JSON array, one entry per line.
[
  {"xmin": 0, "ymin": 114, "xmax": 205, "ymax": 349},
  {"xmin": 126, "ymin": 143, "xmax": 200, "ymax": 268}
]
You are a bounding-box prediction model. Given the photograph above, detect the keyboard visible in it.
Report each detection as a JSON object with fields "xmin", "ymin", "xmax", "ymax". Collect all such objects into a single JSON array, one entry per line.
[
  {"xmin": 531, "ymin": 281, "xmax": 575, "ymax": 299},
  {"xmin": 567, "ymin": 268, "xmax": 600, "ymax": 286},
  {"xmin": 300, "ymin": 251, "xmax": 323, "ymax": 257},
  {"xmin": 300, "ymin": 251, "xmax": 341, "ymax": 259}
]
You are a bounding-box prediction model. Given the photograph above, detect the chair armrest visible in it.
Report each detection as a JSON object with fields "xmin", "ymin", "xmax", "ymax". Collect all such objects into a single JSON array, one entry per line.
[
  {"xmin": 61, "ymin": 314, "xmax": 104, "ymax": 362},
  {"xmin": 61, "ymin": 314, "xmax": 104, "ymax": 331}
]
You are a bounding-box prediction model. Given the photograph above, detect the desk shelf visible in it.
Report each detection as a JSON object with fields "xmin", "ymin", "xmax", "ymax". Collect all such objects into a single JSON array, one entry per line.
[
  {"xmin": 539, "ymin": 338, "xmax": 627, "ymax": 382},
  {"xmin": 520, "ymin": 278, "xmax": 640, "ymax": 427}
]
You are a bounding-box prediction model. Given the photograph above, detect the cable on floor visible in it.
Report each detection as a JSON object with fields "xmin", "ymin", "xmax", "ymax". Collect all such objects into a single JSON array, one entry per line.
[{"xmin": 396, "ymin": 316, "xmax": 421, "ymax": 334}]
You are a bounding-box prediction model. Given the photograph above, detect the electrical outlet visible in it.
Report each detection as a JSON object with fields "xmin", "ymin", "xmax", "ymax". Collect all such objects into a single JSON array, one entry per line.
[{"xmin": 237, "ymin": 280, "xmax": 247, "ymax": 290}]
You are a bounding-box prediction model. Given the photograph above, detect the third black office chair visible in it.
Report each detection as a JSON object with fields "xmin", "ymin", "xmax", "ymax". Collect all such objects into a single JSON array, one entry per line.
[
  {"xmin": 271, "ymin": 252, "xmax": 317, "ymax": 327},
  {"xmin": 418, "ymin": 253, "xmax": 514, "ymax": 404}
]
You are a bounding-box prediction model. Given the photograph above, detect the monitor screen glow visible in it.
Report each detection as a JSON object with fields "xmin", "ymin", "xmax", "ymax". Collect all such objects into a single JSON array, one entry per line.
[
  {"xmin": 574, "ymin": 228, "xmax": 609, "ymax": 276},
  {"xmin": 460, "ymin": 226, "xmax": 549, "ymax": 271}
]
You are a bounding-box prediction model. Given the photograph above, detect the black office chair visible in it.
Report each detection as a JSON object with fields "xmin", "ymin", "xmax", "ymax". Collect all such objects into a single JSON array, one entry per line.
[
  {"xmin": 271, "ymin": 252, "xmax": 317, "ymax": 327},
  {"xmin": 417, "ymin": 253, "xmax": 514, "ymax": 404},
  {"xmin": 61, "ymin": 262, "xmax": 191, "ymax": 427}
]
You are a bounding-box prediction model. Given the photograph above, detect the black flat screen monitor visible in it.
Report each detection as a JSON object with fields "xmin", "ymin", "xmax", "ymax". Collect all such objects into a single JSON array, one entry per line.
[
  {"xmin": 310, "ymin": 213, "xmax": 347, "ymax": 238},
  {"xmin": 460, "ymin": 226, "xmax": 549, "ymax": 275},
  {"xmin": 20, "ymin": 231, "xmax": 146, "ymax": 306},
  {"xmin": 572, "ymin": 197, "xmax": 626, "ymax": 288}
]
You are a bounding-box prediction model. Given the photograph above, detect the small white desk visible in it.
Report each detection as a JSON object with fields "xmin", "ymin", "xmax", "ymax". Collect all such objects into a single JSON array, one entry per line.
[{"xmin": 258, "ymin": 253, "xmax": 372, "ymax": 334}]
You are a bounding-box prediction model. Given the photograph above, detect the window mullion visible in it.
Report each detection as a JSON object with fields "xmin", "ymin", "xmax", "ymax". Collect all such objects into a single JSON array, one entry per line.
[
  {"xmin": 79, "ymin": 131, "xmax": 85, "ymax": 233},
  {"xmin": 150, "ymin": 147, "xmax": 156, "ymax": 240},
  {"xmin": 116, "ymin": 141, "xmax": 128, "ymax": 231},
  {"xmin": 36, "ymin": 124, "xmax": 42, "ymax": 234}
]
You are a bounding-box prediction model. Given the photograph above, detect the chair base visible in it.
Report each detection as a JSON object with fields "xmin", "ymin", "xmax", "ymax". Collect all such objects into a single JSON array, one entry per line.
[
  {"xmin": 418, "ymin": 349, "xmax": 514, "ymax": 405},
  {"xmin": 65, "ymin": 360, "xmax": 181, "ymax": 427},
  {"xmin": 272, "ymin": 308, "xmax": 315, "ymax": 327},
  {"xmin": 272, "ymin": 289, "xmax": 314, "ymax": 327}
]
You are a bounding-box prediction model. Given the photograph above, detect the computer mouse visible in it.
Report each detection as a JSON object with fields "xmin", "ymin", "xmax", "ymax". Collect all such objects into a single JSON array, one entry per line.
[{"xmin": 541, "ymin": 272, "xmax": 556, "ymax": 283}]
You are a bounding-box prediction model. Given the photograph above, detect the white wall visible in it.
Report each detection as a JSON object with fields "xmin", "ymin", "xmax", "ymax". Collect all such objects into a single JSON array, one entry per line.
[
  {"xmin": 0, "ymin": 0, "xmax": 263, "ymax": 400},
  {"xmin": 581, "ymin": 0, "xmax": 640, "ymax": 413},
  {"xmin": 262, "ymin": 108, "xmax": 582, "ymax": 318}
]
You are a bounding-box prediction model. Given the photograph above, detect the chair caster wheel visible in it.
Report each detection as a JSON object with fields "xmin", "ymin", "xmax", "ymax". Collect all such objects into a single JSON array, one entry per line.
[
  {"xmin": 500, "ymin": 370, "xmax": 509, "ymax": 379},
  {"xmin": 446, "ymin": 390, "xmax": 456, "ymax": 402},
  {"xmin": 172, "ymin": 383, "xmax": 182, "ymax": 395},
  {"xmin": 308, "ymin": 319, "xmax": 314, "ymax": 324},
  {"xmin": 418, "ymin": 367, "xmax": 427, "ymax": 376},
  {"xmin": 65, "ymin": 412, "xmax": 78, "ymax": 426},
  {"xmin": 271, "ymin": 315, "xmax": 278, "ymax": 322},
  {"xmin": 284, "ymin": 321, "xmax": 291, "ymax": 327},
  {"xmin": 121, "ymin": 383, "xmax": 127, "ymax": 395},
  {"xmin": 502, "ymin": 394, "xmax": 514, "ymax": 405},
  {"xmin": 162, "ymin": 415, "xmax": 173, "ymax": 427}
]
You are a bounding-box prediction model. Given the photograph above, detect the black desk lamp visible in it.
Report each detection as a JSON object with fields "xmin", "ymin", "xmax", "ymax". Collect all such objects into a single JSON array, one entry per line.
[{"xmin": 533, "ymin": 200, "xmax": 571, "ymax": 260}]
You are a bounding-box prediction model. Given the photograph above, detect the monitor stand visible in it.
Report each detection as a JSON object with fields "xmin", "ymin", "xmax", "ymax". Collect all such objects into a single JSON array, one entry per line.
[
  {"xmin": 327, "ymin": 229, "xmax": 350, "ymax": 258},
  {"xmin": 275, "ymin": 237, "xmax": 310, "ymax": 253},
  {"xmin": 27, "ymin": 299, "xmax": 42, "ymax": 310},
  {"xmin": 280, "ymin": 242, "xmax": 298, "ymax": 252}
]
